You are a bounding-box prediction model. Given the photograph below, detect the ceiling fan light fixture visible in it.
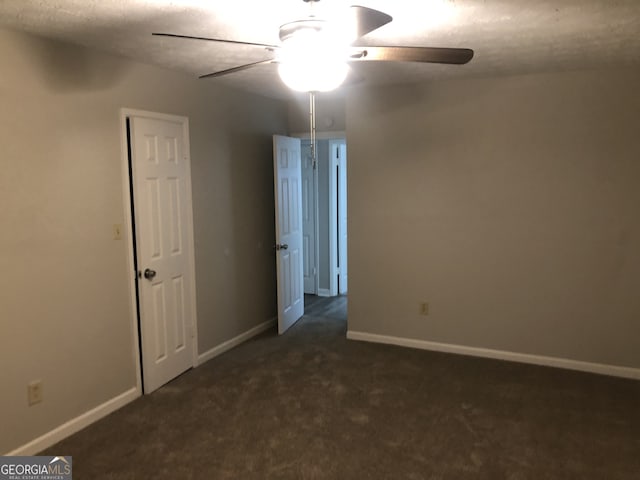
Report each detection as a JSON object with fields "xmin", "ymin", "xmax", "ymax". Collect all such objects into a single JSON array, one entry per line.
[
  {"xmin": 154, "ymin": 2, "xmax": 474, "ymax": 89},
  {"xmin": 278, "ymin": 60, "xmax": 348, "ymax": 92},
  {"xmin": 277, "ymin": 27, "xmax": 349, "ymax": 92}
]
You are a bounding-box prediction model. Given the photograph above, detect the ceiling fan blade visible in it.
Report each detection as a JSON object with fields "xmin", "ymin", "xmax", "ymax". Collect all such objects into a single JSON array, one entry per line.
[
  {"xmin": 351, "ymin": 46, "xmax": 474, "ymax": 65},
  {"xmin": 152, "ymin": 32, "xmax": 278, "ymax": 49},
  {"xmin": 199, "ymin": 59, "xmax": 274, "ymax": 79},
  {"xmin": 349, "ymin": 6, "xmax": 393, "ymax": 39}
]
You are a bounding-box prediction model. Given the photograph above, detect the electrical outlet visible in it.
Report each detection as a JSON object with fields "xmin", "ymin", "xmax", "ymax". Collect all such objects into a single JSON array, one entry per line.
[
  {"xmin": 420, "ymin": 302, "xmax": 429, "ymax": 316},
  {"xmin": 113, "ymin": 224, "xmax": 123, "ymax": 240},
  {"xmin": 27, "ymin": 380, "xmax": 43, "ymax": 406}
]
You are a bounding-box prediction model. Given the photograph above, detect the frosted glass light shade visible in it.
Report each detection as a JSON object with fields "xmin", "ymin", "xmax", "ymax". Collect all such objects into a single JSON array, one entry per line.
[
  {"xmin": 278, "ymin": 61, "xmax": 348, "ymax": 92},
  {"xmin": 277, "ymin": 28, "xmax": 349, "ymax": 92}
]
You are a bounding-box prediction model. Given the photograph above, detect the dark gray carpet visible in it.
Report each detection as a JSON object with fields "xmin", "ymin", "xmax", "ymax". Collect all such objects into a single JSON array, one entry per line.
[{"xmin": 43, "ymin": 303, "xmax": 640, "ymax": 479}]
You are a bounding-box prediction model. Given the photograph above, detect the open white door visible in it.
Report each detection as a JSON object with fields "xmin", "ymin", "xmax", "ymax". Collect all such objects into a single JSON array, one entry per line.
[
  {"xmin": 273, "ymin": 135, "xmax": 304, "ymax": 334},
  {"xmin": 129, "ymin": 114, "xmax": 196, "ymax": 393}
]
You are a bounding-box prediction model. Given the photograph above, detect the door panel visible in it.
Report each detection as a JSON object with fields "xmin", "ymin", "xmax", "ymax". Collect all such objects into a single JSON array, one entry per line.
[
  {"xmin": 151, "ymin": 283, "xmax": 167, "ymax": 361},
  {"xmin": 168, "ymin": 178, "xmax": 183, "ymax": 254},
  {"xmin": 172, "ymin": 276, "xmax": 186, "ymax": 351},
  {"xmin": 273, "ymin": 135, "xmax": 304, "ymax": 334},
  {"xmin": 130, "ymin": 115, "xmax": 195, "ymax": 393}
]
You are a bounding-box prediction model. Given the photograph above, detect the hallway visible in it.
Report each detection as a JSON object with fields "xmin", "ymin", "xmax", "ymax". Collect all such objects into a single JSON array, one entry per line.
[{"xmin": 304, "ymin": 294, "xmax": 347, "ymax": 322}]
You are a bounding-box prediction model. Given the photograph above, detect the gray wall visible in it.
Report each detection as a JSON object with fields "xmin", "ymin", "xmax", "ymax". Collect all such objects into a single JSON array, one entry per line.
[
  {"xmin": 346, "ymin": 69, "xmax": 640, "ymax": 369},
  {"xmin": 288, "ymin": 94, "xmax": 346, "ymax": 134},
  {"xmin": 0, "ymin": 28, "xmax": 287, "ymax": 454}
]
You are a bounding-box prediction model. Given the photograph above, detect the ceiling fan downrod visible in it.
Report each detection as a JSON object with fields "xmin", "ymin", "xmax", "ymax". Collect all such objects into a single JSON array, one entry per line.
[
  {"xmin": 303, "ymin": 0, "xmax": 319, "ymax": 18},
  {"xmin": 309, "ymin": 92, "xmax": 317, "ymax": 166}
]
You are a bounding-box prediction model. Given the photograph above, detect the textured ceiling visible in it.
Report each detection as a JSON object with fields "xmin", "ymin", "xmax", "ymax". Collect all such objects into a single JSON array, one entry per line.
[{"xmin": 1, "ymin": 0, "xmax": 639, "ymax": 99}]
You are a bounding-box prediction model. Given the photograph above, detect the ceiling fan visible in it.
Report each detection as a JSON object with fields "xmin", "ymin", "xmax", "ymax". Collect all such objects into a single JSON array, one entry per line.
[{"xmin": 152, "ymin": 0, "xmax": 474, "ymax": 93}]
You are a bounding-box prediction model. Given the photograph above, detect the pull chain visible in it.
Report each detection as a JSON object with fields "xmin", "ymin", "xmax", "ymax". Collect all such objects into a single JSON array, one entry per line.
[{"xmin": 309, "ymin": 91, "xmax": 317, "ymax": 168}]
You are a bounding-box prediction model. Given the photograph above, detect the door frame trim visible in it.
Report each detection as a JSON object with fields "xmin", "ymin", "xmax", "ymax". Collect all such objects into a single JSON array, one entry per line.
[
  {"xmin": 328, "ymin": 139, "xmax": 348, "ymax": 297},
  {"xmin": 119, "ymin": 108, "xmax": 200, "ymax": 395},
  {"xmin": 337, "ymin": 143, "xmax": 348, "ymax": 295},
  {"xmin": 328, "ymin": 140, "xmax": 339, "ymax": 296}
]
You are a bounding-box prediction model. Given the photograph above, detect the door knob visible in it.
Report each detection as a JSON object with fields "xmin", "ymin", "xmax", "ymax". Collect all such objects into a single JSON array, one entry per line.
[
  {"xmin": 275, "ymin": 244, "xmax": 289, "ymax": 251},
  {"xmin": 143, "ymin": 268, "xmax": 157, "ymax": 280}
]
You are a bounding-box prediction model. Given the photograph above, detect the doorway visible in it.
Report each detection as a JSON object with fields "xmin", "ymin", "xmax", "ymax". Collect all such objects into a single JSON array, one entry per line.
[
  {"xmin": 121, "ymin": 109, "xmax": 199, "ymax": 394},
  {"xmin": 300, "ymin": 137, "xmax": 348, "ymax": 302}
]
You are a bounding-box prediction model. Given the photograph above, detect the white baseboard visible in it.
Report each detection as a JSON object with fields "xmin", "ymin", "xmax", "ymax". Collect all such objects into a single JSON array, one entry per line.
[
  {"xmin": 317, "ymin": 289, "xmax": 332, "ymax": 298},
  {"xmin": 346, "ymin": 330, "xmax": 640, "ymax": 380},
  {"xmin": 198, "ymin": 318, "xmax": 276, "ymax": 365},
  {"xmin": 7, "ymin": 387, "xmax": 140, "ymax": 456}
]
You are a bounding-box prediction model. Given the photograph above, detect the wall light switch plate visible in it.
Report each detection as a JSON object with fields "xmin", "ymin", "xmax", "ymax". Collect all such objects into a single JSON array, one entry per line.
[{"xmin": 28, "ymin": 380, "xmax": 43, "ymax": 406}]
